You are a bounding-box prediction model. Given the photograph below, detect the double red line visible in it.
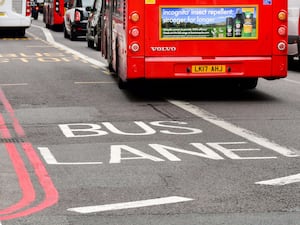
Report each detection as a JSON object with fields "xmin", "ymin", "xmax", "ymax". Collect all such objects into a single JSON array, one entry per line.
[{"xmin": 0, "ymin": 88, "xmax": 58, "ymax": 220}]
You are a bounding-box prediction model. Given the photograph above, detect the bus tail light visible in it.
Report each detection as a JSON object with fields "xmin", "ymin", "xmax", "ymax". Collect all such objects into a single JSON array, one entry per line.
[
  {"xmin": 129, "ymin": 42, "xmax": 140, "ymax": 52},
  {"xmin": 55, "ymin": 0, "xmax": 60, "ymax": 12},
  {"xmin": 277, "ymin": 26, "xmax": 287, "ymax": 36},
  {"xmin": 130, "ymin": 27, "xmax": 140, "ymax": 37},
  {"xmin": 26, "ymin": 0, "xmax": 31, "ymax": 17},
  {"xmin": 130, "ymin": 12, "xmax": 140, "ymax": 22},
  {"xmin": 277, "ymin": 11, "xmax": 287, "ymax": 21},
  {"xmin": 277, "ymin": 41, "xmax": 287, "ymax": 51},
  {"xmin": 75, "ymin": 11, "xmax": 81, "ymax": 22},
  {"xmin": 298, "ymin": 17, "xmax": 300, "ymax": 36}
]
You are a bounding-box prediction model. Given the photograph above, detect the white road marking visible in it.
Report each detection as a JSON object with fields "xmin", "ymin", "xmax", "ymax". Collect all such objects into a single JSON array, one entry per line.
[
  {"xmin": 67, "ymin": 196, "xmax": 193, "ymax": 214},
  {"xmin": 74, "ymin": 81, "xmax": 114, "ymax": 84},
  {"xmin": 284, "ymin": 78, "xmax": 300, "ymax": 85},
  {"xmin": 38, "ymin": 147, "xmax": 103, "ymax": 165},
  {"xmin": 168, "ymin": 100, "xmax": 299, "ymax": 158},
  {"xmin": 0, "ymin": 83, "xmax": 28, "ymax": 86},
  {"xmin": 256, "ymin": 173, "xmax": 300, "ymax": 186},
  {"xmin": 31, "ymin": 25, "xmax": 107, "ymax": 68}
]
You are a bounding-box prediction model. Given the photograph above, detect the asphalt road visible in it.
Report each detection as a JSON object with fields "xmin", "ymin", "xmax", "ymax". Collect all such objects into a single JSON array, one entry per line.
[{"xmin": 0, "ymin": 15, "xmax": 299, "ymax": 225}]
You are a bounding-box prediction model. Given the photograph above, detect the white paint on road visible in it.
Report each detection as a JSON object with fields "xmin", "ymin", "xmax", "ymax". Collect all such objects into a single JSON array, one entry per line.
[
  {"xmin": 0, "ymin": 83, "xmax": 28, "ymax": 86},
  {"xmin": 67, "ymin": 196, "xmax": 193, "ymax": 214},
  {"xmin": 285, "ymin": 78, "xmax": 300, "ymax": 85},
  {"xmin": 74, "ymin": 81, "xmax": 114, "ymax": 84},
  {"xmin": 256, "ymin": 173, "xmax": 300, "ymax": 186},
  {"xmin": 31, "ymin": 25, "xmax": 107, "ymax": 68},
  {"xmin": 168, "ymin": 100, "xmax": 299, "ymax": 158},
  {"xmin": 38, "ymin": 147, "xmax": 103, "ymax": 165}
]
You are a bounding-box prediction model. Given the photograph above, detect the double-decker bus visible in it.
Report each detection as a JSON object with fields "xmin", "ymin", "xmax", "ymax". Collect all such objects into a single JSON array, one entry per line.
[
  {"xmin": 43, "ymin": 0, "xmax": 66, "ymax": 29},
  {"xmin": 100, "ymin": 0, "xmax": 288, "ymax": 89}
]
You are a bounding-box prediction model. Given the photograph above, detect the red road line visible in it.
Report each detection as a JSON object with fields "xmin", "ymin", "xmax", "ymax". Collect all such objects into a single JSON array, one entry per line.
[
  {"xmin": 0, "ymin": 143, "xmax": 59, "ymax": 220},
  {"xmin": 0, "ymin": 114, "xmax": 35, "ymax": 216},
  {"xmin": 0, "ymin": 89, "xmax": 25, "ymax": 137},
  {"xmin": 0, "ymin": 89, "xmax": 59, "ymax": 220}
]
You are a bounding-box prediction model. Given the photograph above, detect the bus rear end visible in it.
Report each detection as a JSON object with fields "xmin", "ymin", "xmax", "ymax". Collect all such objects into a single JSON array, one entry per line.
[
  {"xmin": 126, "ymin": 0, "xmax": 288, "ymax": 87},
  {"xmin": 44, "ymin": 0, "xmax": 65, "ymax": 27}
]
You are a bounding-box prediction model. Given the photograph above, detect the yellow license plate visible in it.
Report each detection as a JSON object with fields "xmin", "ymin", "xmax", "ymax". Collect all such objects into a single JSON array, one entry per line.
[
  {"xmin": 0, "ymin": 12, "xmax": 6, "ymax": 16},
  {"xmin": 192, "ymin": 65, "xmax": 226, "ymax": 73}
]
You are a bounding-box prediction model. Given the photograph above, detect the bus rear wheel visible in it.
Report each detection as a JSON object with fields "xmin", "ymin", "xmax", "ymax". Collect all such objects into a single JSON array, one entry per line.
[{"xmin": 116, "ymin": 44, "xmax": 127, "ymax": 89}]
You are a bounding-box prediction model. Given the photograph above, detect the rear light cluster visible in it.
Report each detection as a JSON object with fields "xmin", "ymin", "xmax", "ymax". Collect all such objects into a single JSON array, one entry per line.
[
  {"xmin": 277, "ymin": 10, "xmax": 287, "ymax": 51},
  {"xmin": 55, "ymin": 0, "xmax": 60, "ymax": 12},
  {"xmin": 298, "ymin": 17, "xmax": 300, "ymax": 36},
  {"xmin": 26, "ymin": 0, "xmax": 31, "ymax": 16},
  {"xmin": 129, "ymin": 12, "xmax": 140, "ymax": 52}
]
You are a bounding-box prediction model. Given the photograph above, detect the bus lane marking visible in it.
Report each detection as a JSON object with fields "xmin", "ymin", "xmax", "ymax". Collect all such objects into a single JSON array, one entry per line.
[
  {"xmin": 168, "ymin": 100, "xmax": 299, "ymax": 158},
  {"xmin": 256, "ymin": 173, "xmax": 300, "ymax": 186},
  {"xmin": 67, "ymin": 196, "xmax": 193, "ymax": 214}
]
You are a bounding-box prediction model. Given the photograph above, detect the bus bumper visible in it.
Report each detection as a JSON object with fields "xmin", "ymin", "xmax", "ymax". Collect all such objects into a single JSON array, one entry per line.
[{"xmin": 138, "ymin": 56, "xmax": 287, "ymax": 79}]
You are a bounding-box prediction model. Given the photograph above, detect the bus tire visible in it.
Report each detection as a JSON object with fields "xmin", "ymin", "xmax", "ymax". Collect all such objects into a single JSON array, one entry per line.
[{"xmin": 116, "ymin": 43, "xmax": 127, "ymax": 89}]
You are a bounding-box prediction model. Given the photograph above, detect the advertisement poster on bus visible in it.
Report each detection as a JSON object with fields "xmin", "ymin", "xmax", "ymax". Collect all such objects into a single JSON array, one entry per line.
[{"xmin": 160, "ymin": 6, "xmax": 258, "ymax": 40}]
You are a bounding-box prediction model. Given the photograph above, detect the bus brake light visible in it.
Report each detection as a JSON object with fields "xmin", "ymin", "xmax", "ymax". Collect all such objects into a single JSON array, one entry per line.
[
  {"xmin": 26, "ymin": 0, "xmax": 31, "ymax": 16},
  {"xmin": 55, "ymin": 0, "xmax": 59, "ymax": 12},
  {"xmin": 130, "ymin": 27, "xmax": 140, "ymax": 37},
  {"xmin": 277, "ymin": 41, "xmax": 286, "ymax": 51},
  {"xmin": 129, "ymin": 42, "xmax": 140, "ymax": 52},
  {"xmin": 298, "ymin": 17, "xmax": 300, "ymax": 36},
  {"xmin": 277, "ymin": 26, "xmax": 287, "ymax": 36}
]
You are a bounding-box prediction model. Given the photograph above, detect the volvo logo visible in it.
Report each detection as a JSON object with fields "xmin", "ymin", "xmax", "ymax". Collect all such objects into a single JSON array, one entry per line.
[{"xmin": 150, "ymin": 46, "xmax": 177, "ymax": 52}]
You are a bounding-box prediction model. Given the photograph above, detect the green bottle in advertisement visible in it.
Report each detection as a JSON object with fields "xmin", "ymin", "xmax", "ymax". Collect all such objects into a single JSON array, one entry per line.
[
  {"xmin": 234, "ymin": 12, "xmax": 243, "ymax": 37},
  {"xmin": 243, "ymin": 11, "xmax": 253, "ymax": 37},
  {"xmin": 226, "ymin": 17, "xmax": 233, "ymax": 37}
]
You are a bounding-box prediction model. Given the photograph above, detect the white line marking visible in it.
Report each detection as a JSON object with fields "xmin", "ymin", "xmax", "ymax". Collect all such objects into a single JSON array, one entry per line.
[
  {"xmin": 74, "ymin": 81, "xmax": 114, "ymax": 84},
  {"xmin": 284, "ymin": 78, "xmax": 300, "ymax": 85},
  {"xmin": 67, "ymin": 196, "xmax": 193, "ymax": 214},
  {"xmin": 0, "ymin": 83, "xmax": 28, "ymax": 86},
  {"xmin": 256, "ymin": 173, "xmax": 300, "ymax": 186},
  {"xmin": 38, "ymin": 147, "xmax": 103, "ymax": 165},
  {"xmin": 31, "ymin": 25, "xmax": 107, "ymax": 68},
  {"xmin": 168, "ymin": 100, "xmax": 299, "ymax": 157}
]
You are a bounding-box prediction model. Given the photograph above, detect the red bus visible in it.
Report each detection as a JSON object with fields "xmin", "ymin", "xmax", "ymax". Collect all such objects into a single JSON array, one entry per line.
[
  {"xmin": 43, "ymin": 0, "xmax": 66, "ymax": 28},
  {"xmin": 100, "ymin": 0, "xmax": 288, "ymax": 89}
]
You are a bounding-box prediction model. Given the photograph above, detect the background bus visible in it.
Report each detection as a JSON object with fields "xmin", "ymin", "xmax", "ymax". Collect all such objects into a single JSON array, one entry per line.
[
  {"xmin": 100, "ymin": 0, "xmax": 288, "ymax": 89},
  {"xmin": 43, "ymin": 0, "xmax": 67, "ymax": 29},
  {"xmin": 0, "ymin": 0, "xmax": 31, "ymax": 36}
]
